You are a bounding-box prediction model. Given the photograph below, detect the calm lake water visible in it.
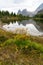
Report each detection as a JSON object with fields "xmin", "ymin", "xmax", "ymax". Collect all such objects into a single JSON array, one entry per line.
[
  {"xmin": 0, "ymin": 19, "xmax": 43, "ymax": 32},
  {"xmin": 18, "ymin": 19, "xmax": 43, "ymax": 32}
]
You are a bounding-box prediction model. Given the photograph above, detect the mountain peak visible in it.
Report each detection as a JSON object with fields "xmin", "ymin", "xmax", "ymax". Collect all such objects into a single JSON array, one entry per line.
[
  {"xmin": 17, "ymin": 9, "xmax": 22, "ymax": 14},
  {"xmin": 35, "ymin": 3, "xmax": 43, "ymax": 13},
  {"xmin": 40, "ymin": 3, "xmax": 43, "ymax": 6},
  {"xmin": 39, "ymin": 3, "xmax": 43, "ymax": 8}
]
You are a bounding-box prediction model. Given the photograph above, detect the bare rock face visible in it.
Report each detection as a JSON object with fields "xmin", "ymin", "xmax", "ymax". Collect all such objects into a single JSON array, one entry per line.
[{"xmin": 17, "ymin": 9, "xmax": 33, "ymax": 17}]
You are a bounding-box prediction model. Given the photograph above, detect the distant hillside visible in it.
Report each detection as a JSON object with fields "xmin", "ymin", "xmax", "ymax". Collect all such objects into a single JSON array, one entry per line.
[{"xmin": 37, "ymin": 9, "xmax": 43, "ymax": 14}]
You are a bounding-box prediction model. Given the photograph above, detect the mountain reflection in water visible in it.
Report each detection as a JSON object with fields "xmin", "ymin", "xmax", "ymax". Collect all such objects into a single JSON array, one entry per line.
[{"xmin": 3, "ymin": 20, "xmax": 43, "ymax": 36}]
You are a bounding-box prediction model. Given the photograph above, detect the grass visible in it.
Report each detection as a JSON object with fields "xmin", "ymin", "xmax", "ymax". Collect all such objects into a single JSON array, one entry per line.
[
  {"xmin": 0, "ymin": 29, "xmax": 15, "ymax": 43},
  {"xmin": 1, "ymin": 35, "xmax": 43, "ymax": 53},
  {"xmin": 0, "ymin": 29, "xmax": 43, "ymax": 65}
]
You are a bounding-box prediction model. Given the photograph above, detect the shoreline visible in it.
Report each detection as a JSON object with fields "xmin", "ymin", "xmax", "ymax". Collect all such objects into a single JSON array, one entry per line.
[{"xmin": 0, "ymin": 17, "xmax": 43, "ymax": 23}]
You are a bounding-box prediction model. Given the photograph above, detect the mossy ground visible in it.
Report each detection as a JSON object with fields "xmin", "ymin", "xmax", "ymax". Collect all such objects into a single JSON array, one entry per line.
[{"xmin": 0, "ymin": 29, "xmax": 43, "ymax": 65}]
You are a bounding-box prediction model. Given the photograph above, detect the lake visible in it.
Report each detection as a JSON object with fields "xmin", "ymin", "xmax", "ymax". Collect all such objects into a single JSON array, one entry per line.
[
  {"xmin": 0, "ymin": 19, "xmax": 43, "ymax": 31},
  {"xmin": 1, "ymin": 19, "xmax": 43, "ymax": 32},
  {"xmin": 2, "ymin": 19, "xmax": 43, "ymax": 36},
  {"xmin": 17, "ymin": 19, "xmax": 43, "ymax": 32}
]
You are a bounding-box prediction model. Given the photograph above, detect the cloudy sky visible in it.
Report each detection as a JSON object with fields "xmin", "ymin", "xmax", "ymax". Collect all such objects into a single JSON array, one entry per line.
[{"xmin": 0, "ymin": 0, "xmax": 43, "ymax": 13}]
